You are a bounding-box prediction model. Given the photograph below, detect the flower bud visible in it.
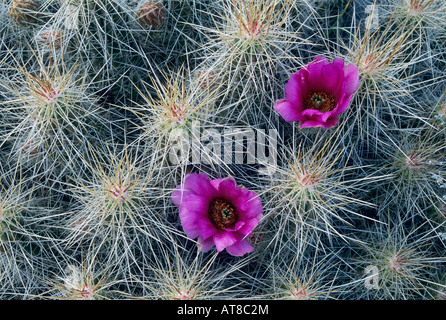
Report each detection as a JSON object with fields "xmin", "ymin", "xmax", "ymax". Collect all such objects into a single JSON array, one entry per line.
[
  {"xmin": 136, "ymin": 1, "xmax": 167, "ymax": 29},
  {"xmin": 9, "ymin": 0, "xmax": 38, "ymax": 26}
]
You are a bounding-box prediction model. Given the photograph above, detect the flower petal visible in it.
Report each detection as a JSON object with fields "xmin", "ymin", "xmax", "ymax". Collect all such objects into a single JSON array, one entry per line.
[
  {"xmin": 184, "ymin": 173, "xmax": 217, "ymax": 198},
  {"xmin": 313, "ymin": 56, "xmax": 328, "ymax": 64},
  {"xmin": 301, "ymin": 108, "xmax": 324, "ymax": 121},
  {"xmin": 196, "ymin": 217, "xmax": 218, "ymax": 240},
  {"xmin": 224, "ymin": 220, "xmax": 245, "ymax": 232},
  {"xmin": 321, "ymin": 117, "xmax": 339, "ymax": 129},
  {"xmin": 171, "ymin": 185, "xmax": 191, "ymax": 207},
  {"xmin": 233, "ymin": 189, "xmax": 263, "ymax": 219},
  {"xmin": 178, "ymin": 194, "xmax": 210, "ymax": 238},
  {"xmin": 343, "ymin": 62, "xmax": 360, "ymax": 95},
  {"xmin": 226, "ymin": 236, "xmax": 254, "ymax": 256},
  {"xmin": 322, "ymin": 61, "xmax": 344, "ymax": 95},
  {"xmin": 178, "ymin": 208, "xmax": 201, "ymax": 239},
  {"xmin": 180, "ymin": 194, "xmax": 209, "ymax": 215},
  {"xmin": 172, "ymin": 173, "xmax": 216, "ymax": 207},
  {"xmin": 331, "ymin": 94, "xmax": 353, "ymax": 117},
  {"xmin": 274, "ymin": 99, "xmax": 304, "ymax": 122},
  {"xmin": 306, "ymin": 58, "xmax": 327, "ymax": 91},
  {"xmin": 237, "ymin": 217, "xmax": 261, "ymax": 236},
  {"xmin": 213, "ymin": 177, "xmax": 240, "ymax": 200},
  {"xmin": 213, "ymin": 231, "xmax": 238, "ymax": 252},
  {"xmin": 197, "ymin": 236, "xmax": 215, "ymax": 252}
]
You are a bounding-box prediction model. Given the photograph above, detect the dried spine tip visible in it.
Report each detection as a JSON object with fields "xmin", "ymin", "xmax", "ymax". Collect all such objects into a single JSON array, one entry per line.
[
  {"xmin": 9, "ymin": 0, "xmax": 38, "ymax": 25},
  {"xmin": 137, "ymin": 1, "xmax": 167, "ymax": 29},
  {"xmin": 305, "ymin": 91, "xmax": 336, "ymax": 113}
]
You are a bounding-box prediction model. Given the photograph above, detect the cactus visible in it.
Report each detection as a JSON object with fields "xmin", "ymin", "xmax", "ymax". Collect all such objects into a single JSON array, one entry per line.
[{"xmin": 0, "ymin": 0, "xmax": 445, "ymax": 302}]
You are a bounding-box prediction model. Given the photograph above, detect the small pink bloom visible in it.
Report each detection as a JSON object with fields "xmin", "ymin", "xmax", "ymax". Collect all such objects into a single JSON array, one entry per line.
[
  {"xmin": 172, "ymin": 173, "xmax": 263, "ymax": 256},
  {"xmin": 274, "ymin": 56, "xmax": 359, "ymax": 129}
]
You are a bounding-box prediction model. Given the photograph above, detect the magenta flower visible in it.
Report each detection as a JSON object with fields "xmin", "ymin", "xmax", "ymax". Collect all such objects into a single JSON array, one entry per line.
[
  {"xmin": 172, "ymin": 173, "xmax": 263, "ymax": 256},
  {"xmin": 274, "ymin": 56, "xmax": 360, "ymax": 129}
]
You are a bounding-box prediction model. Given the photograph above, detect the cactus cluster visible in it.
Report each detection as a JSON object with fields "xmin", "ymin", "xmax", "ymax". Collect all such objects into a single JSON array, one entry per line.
[{"xmin": 0, "ymin": 0, "xmax": 445, "ymax": 300}]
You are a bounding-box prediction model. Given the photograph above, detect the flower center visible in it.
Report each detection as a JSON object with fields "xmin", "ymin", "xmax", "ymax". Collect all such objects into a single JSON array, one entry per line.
[
  {"xmin": 304, "ymin": 91, "xmax": 336, "ymax": 112},
  {"xmin": 208, "ymin": 198, "xmax": 238, "ymax": 230}
]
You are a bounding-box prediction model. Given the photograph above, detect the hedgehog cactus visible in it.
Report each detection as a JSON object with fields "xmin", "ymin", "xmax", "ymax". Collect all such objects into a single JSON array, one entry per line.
[{"xmin": 0, "ymin": 0, "xmax": 445, "ymax": 303}]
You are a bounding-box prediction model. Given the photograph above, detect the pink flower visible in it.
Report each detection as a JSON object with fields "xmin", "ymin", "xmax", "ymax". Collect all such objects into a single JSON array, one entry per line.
[
  {"xmin": 172, "ymin": 173, "xmax": 263, "ymax": 256},
  {"xmin": 274, "ymin": 56, "xmax": 360, "ymax": 129}
]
